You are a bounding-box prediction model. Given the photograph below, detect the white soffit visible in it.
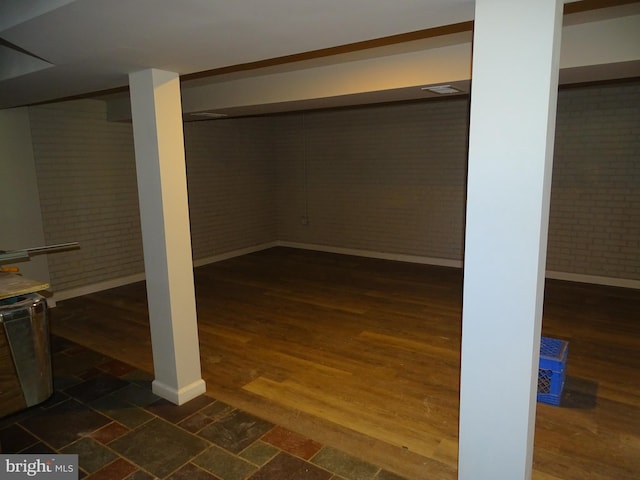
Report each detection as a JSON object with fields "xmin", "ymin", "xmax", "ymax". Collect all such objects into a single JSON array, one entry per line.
[{"xmin": 106, "ymin": 8, "xmax": 640, "ymax": 121}]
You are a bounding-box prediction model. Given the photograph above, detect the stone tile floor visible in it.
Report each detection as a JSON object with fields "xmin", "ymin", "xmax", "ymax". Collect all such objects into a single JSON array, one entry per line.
[{"xmin": 0, "ymin": 336, "xmax": 408, "ymax": 480}]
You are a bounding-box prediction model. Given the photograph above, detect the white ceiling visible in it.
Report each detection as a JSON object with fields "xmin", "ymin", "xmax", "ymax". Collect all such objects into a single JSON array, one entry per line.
[
  {"xmin": 0, "ymin": 0, "xmax": 475, "ymax": 109},
  {"xmin": 1, "ymin": 0, "xmax": 639, "ymax": 114}
]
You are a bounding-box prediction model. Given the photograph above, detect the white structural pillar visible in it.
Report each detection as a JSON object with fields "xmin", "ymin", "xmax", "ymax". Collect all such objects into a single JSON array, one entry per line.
[
  {"xmin": 129, "ymin": 68, "xmax": 206, "ymax": 405},
  {"xmin": 458, "ymin": 1, "xmax": 563, "ymax": 479}
]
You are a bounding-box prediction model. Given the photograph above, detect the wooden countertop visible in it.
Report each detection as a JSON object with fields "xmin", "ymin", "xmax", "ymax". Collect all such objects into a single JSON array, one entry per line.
[{"xmin": 0, "ymin": 273, "xmax": 49, "ymax": 301}]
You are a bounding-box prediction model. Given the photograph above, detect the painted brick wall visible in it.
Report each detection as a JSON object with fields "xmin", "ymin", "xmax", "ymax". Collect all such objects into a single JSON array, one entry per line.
[
  {"xmin": 29, "ymin": 100, "xmax": 144, "ymax": 292},
  {"xmin": 184, "ymin": 118, "xmax": 277, "ymax": 260},
  {"xmin": 275, "ymin": 82, "xmax": 640, "ymax": 282},
  {"xmin": 29, "ymin": 101, "xmax": 279, "ymax": 293},
  {"xmin": 27, "ymin": 81, "xmax": 640, "ymax": 294},
  {"xmin": 548, "ymin": 82, "xmax": 640, "ymax": 280},
  {"xmin": 275, "ymin": 99, "xmax": 469, "ymax": 260}
]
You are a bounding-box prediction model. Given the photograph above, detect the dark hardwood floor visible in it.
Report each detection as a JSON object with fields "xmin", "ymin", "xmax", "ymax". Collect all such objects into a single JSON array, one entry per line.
[{"xmin": 51, "ymin": 247, "xmax": 640, "ymax": 479}]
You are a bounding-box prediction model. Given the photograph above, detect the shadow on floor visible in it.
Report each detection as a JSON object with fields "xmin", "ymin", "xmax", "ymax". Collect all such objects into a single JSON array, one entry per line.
[{"xmin": 560, "ymin": 375, "xmax": 599, "ymax": 410}]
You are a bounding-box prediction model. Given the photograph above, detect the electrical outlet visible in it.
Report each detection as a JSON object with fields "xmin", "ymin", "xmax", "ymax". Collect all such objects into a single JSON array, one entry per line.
[{"xmin": 300, "ymin": 216, "xmax": 309, "ymax": 226}]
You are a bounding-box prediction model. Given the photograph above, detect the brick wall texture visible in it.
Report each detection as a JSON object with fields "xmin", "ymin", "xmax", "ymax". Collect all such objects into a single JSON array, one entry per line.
[
  {"xmin": 274, "ymin": 100, "xmax": 469, "ymax": 259},
  {"xmin": 27, "ymin": 80, "xmax": 640, "ymax": 292},
  {"xmin": 29, "ymin": 100, "xmax": 143, "ymax": 292},
  {"xmin": 548, "ymin": 82, "xmax": 640, "ymax": 279},
  {"xmin": 185, "ymin": 118, "xmax": 277, "ymax": 259}
]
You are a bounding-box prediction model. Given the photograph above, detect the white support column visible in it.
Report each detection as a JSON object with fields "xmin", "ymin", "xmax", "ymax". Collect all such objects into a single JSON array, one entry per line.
[
  {"xmin": 128, "ymin": 68, "xmax": 206, "ymax": 405},
  {"xmin": 458, "ymin": 1, "xmax": 563, "ymax": 479}
]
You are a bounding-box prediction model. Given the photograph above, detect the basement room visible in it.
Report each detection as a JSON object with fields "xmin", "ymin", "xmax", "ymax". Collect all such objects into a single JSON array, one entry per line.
[{"xmin": 1, "ymin": 1, "xmax": 639, "ymax": 479}]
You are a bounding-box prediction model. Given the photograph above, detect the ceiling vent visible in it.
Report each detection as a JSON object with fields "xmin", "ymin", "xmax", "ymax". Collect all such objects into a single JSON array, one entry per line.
[{"xmin": 421, "ymin": 84, "xmax": 462, "ymax": 95}]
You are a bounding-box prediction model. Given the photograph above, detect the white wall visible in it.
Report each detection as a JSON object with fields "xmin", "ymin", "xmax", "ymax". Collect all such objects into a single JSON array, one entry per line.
[
  {"xmin": 548, "ymin": 82, "xmax": 640, "ymax": 282},
  {"xmin": 0, "ymin": 107, "xmax": 50, "ymax": 286},
  {"xmin": 28, "ymin": 100, "xmax": 143, "ymax": 294},
  {"xmin": 20, "ymin": 80, "xmax": 640, "ymax": 297},
  {"xmin": 185, "ymin": 118, "xmax": 278, "ymax": 261},
  {"xmin": 275, "ymin": 100, "xmax": 468, "ymax": 261}
]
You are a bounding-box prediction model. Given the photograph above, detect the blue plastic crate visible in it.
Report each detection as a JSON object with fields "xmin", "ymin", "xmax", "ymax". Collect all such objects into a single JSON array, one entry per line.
[{"xmin": 538, "ymin": 336, "xmax": 568, "ymax": 406}]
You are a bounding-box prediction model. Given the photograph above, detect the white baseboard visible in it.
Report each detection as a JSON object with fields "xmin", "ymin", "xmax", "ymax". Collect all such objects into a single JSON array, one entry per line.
[
  {"xmin": 52, "ymin": 242, "xmax": 278, "ymax": 303},
  {"xmin": 192, "ymin": 242, "xmax": 277, "ymax": 268},
  {"xmin": 279, "ymin": 242, "xmax": 639, "ymax": 290},
  {"xmin": 53, "ymin": 272, "xmax": 146, "ymax": 302},
  {"xmin": 51, "ymin": 242, "xmax": 639, "ymax": 303},
  {"xmin": 152, "ymin": 378, "xmax": 207, "ymax": 405},
  {"xmin": 546, "ymin": 270, "xmax": 640, "ymax": 290},
  {"xmin": 276, "ymin": 241, "xmax": 464, "ymax": 269}
]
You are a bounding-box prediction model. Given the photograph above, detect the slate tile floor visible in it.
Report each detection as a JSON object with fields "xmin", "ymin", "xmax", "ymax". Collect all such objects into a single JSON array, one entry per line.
[{"xmin": 0, "ymin": 336, "xmax": 408, "ymax": 480}]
